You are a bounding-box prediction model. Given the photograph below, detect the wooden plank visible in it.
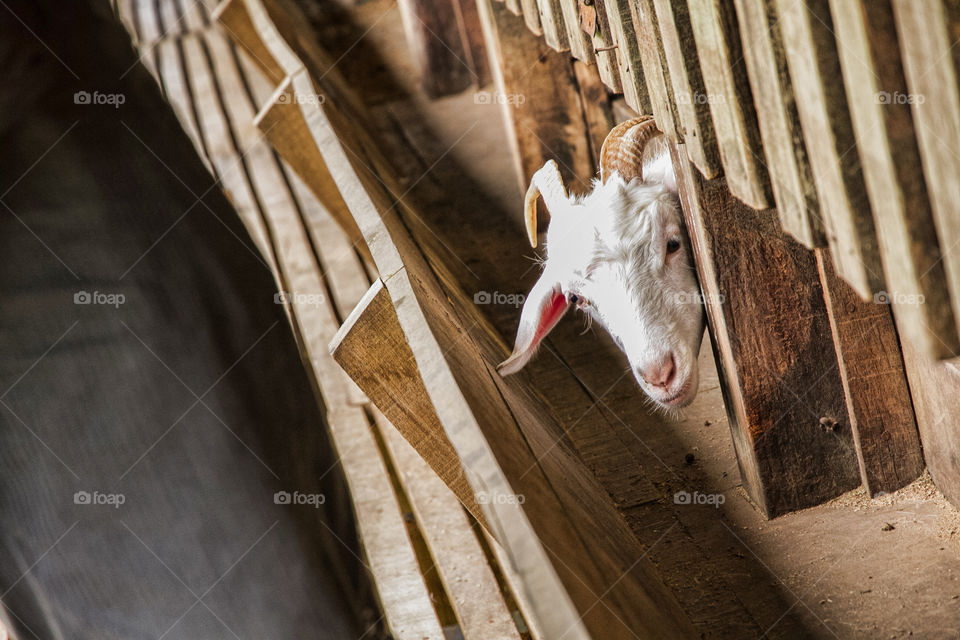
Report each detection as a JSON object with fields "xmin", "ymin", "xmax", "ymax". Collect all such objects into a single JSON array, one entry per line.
[
  {"xmin": 558, "ymin": 0, "xmax": 595, "ymax": 61},
  {"xmin": 831, "ymin": 0, "xmax": 958, "ymax": 359},
  {"xmin": 213, "ymin": 0, "xmax": 287, "ymax": 84},
  {"xmin": 254, "ymin": 78, "xmax": 372, "ymax": 263},
  {"xmin": 477, "ymin": 0, "xmax": 595, "ymax": 201},
  {"xmin": 652, "ymin": 0, "xmax": 722, "ymax": 178},
  {"xmin": 601, "ymin": 0, "xmax": 651, "ymax": 113},
  {"xmin": 627, "ymin": 0, "xmax": 679, "ymax": 136},
  {"xmin": 572, "ymin": 60, "xmax": 616, "ymax": 167},
  {"xmin": 452, "ymin": 0, "xmax": 494, "ymax": 86},
  {"xmin": 773, "ymin": 0, "xmax": 884, "ymax": 299},
  {"xmin": 583, "ymin": 0, "xmax": 624, "ymax": 92},
  {"xmin": 396, "ymin": 0, "xmax": 475, "ymax": 97},
  {"xmin": 733, "ymin": 0, "xmax": 825, "ymax": 247},
  {"xmin": 671, "ymin": 142, "xmax": 861, "ymax": 518},
  {"xmin": 505, "ymin": 0, "xmax": 522, "ymax": 16},
  {"xmin": 816, "ymin": 249, "xmax": 923, "ymax": 496},
  {"xmin": 534, "ymin": 0, "xmax": 570, "ymax": 51},
  {"xmin": 330, "ymin": 279, "xmax": 487, "ymax": 528},
  {"xmin": 892, "ymin": 0, "xmax": 960, "ymax": 352},
  {"xmin": 375, "ymin": 411, "xmax": 522, "ymax": 640},
  {"xmin": 482, "ymin": 530, "xmax": 546, "ymax": 640},
  {"xmin": 687, "ymin": 0, "xmax": 771, "ymax": 208}
]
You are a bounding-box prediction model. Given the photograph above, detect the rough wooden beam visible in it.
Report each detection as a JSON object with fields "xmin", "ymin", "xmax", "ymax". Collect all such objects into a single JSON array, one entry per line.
[
  {"xmin": 672, "ymin": 142, "xmax": 861, "ymax": 518},
  {"xmin": 558, "ymin": 0, "xmax": 595, "ymax": 60},
  {"xmin": 330, "ymin": 278, "xmax": 487, "ymax": 529},
  {"xmin": 653, "ymin": 0, "xmax": 722, "ymax": 178},
  {"xmin": 601, "ymin": 0, "xmax": 651, "ymax": 113},
  {"xmin": 733, "ymin": 0, "xmax": 824, "ymax": 248},
  {"xmin": 627, "ymin": 0, "xmax": 680, "ymax": 136},
  {"xmin": 582, "ymin": 0, "xmax": 623, "ymax": 92},
  {"xmin": 534, "ymin": 0, "xmax": 570, "ymax": 51},
  {"xmin": 774, "ymin": 0, "xmax": 884, "ymax": 299},
  {"xmin": 892, "ymin": 0, "xmax": 960, "ymax": 352},
  {"xmin": 687, "ymin": 0, "xmax": 771, "ymax": 208},
  {"xmin": 816, "ymin": 249, "xmax": 924, "ymax": 496}
]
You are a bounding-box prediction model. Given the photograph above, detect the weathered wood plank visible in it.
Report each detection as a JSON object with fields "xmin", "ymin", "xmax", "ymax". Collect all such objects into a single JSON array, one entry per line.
[
  {"xmin": 627, "ymin": 0, "xmax": 679, "ymax": 136},
  {"xmin": 212, "ymin": 0, "xmax": 288, "ymax": 84},
  {"xmin": 477, "ymin": 0, "xmax": 595, "ymax": 201},
  {"xmin": 653, "ymin": 0, "xmax": 722, "ymax": 178},
  {"xmin": 330, "ymin": 279, "xmax": 487, "ymax": 528},
  {"xmin": 396, "ymin": 0, "xmax": 475, "ymax": 97},
  {"xmin": 671, "ymin": 142, "xmax": 861, "ymax": 518},
  {"xmin": 601, "ymin": 0, "xmax": 650, "ymax": 113},
  {"xmin": 892, "ymin": 0, "xmax": 960, "ymax": 352},
  {"xmin": 816, "ymin": 249, "xmax": 924, "ymax": 496},
  {"xmin": 830, "ymin": 0, "xmax": 959, "ymax": 360},
  {"xmin": 573, "ymin": 60, "xmax": 616, "ymax": 168},
  {"xmin": 733, "ymin": 0, "xmax": 824, "ymax": 247},
  {"xmin": 375, "ymin": 411, "xmax": 522, "ymax": 640},
  {"xmin": 687, "ymin": 0, "xmax": 771, "ymax": 208},
  {"xmin": 558, "ymin": 0, "xmax": 595, "ymax": 60},
  {"xmin": 534, "ymin": 0, "xmax": 569, "ymax": 51},
  {"xmin": 773, "ymin": 0, "xmax": 884, "ymax": 299},
  {"xmin": 583, "ymin": 0, "xmax": 623, "ymax": 92}
]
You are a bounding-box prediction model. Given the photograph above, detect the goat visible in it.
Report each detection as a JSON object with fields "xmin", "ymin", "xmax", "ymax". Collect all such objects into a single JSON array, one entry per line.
[{"xmin": 498, "ymin": 117, "xmax": 706, "ymax": 410}]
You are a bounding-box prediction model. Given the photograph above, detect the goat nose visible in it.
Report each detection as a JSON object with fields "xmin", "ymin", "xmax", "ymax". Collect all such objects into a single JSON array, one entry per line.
[{"xmin": 639, "ymin": 355, "xmax": 675, "ymax": 389}]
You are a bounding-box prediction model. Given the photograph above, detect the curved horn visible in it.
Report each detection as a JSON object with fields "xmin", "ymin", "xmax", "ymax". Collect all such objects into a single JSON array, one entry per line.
[
  {"xmin": 599, "ymin": 116, "xmax": 662, "ymax": 184},
  {"xmin": 524, "ymin": 160, "xmax": 568, "ymax": 248}
]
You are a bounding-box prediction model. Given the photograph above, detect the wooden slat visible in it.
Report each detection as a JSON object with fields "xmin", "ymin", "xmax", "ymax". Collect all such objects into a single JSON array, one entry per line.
[
  {"xmin": 396, "ymin": 0, "xmax": 475, "ymax": 97},
  {"xmin": 627, "ymin": 0, "xmax": 679, "ymax": 136},
  {"xmin": 830, "ymin": 0, "xmax": 958, "ymax": 359},
  {"xmin": 671, "ymin": 142, "xmax": 861, "ymax": 518},
  {"xmin": 733, "ymin": 0, "xmax": 824, "ymax": 247},
  {"xmin": 477, "ymin": 0, "xmax": 595, "ymax": 201},
  {"xmin": 773, "ymin": 0, "xmax": 883, "ymax": 299},
  {"xmin": 687, "ymin": 0, "xmax": 770, "ymax": 208},
  {"xmin": 533, "ymin": 0, "xmax": 570, "ymax": 51},
  {"xmin": 516, "ymin": 0, "xmax": 542, "ymax": 35},
  {"xmin": 652, "ymin": 0, "xmax": 721, "ymax": 178},
  {"xmin": 254, "ymin": 79, "xmax": 372, "ymax": 262},
  {"xmin": 213, "ymin": 0, "xmax": 287, "ymax": 84},
  {"xmin": 573, "ymin": 60, "xmax": 616, "ymax": 167},
  {"xmin": 557, "ymin": 0, "xmax": 595, "ymax": 60},
  {"xmin": 330, "ymin": 278, "xmax": 487, "ymax": 528},
  {"xmin": 892, "ymin": 0, "xmax": 960, "ymax": 352},
  {"xmin": 505, "ymin": 0, "xmax": 522, "ymax": 16},
  {"xmin": 601, "ymin": 0, "xmax": 651, "ymax": 113},
  {"xmin": 375, "ymin": 411, "xmax": 523, "ymax": 640},
  {"xmin": 585, "ymin": 0, "xmax": 624, "ymax": 92},
  {"xmin": 816, "ymin": 249, "xmax": 924, "ymax": 496}
]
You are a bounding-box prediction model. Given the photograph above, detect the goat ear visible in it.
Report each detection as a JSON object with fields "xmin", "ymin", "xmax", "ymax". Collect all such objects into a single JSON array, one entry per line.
[{"xmin": 498, "ymin": 273, "xmax": 570, "ymax": 375}]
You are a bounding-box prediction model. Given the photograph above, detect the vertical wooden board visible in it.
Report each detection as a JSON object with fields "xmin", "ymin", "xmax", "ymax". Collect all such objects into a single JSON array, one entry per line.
[
  {"xmin": 830, "ymin": 0, "xmax": 959, "ymax": 360},
  {"xmin": 516, "ymin": 0, "xmax": 543, "ymax": 35},
  {"xmin": 816, "ymin": 250, "xmax": 924, "ymax": 496},
  {"xmin": 653, "ymin": 0, "xmax": 722, "ymax": 178},
  {"xmin": 602, "ymin": 0, "xmax": 651, "ymax": 113},
  {"xmin": 627, "ymin": 0, "xmax": 679, "ymax": 136},
  {"xmin": 396, "ymin": 0, "xmax": 474, "ymax": 97},
  {"xmin": 558, "ymin": 0, "xmax": 595, "ymax": 60},
  {"xmin": 892, "ymin": 0, "xmax": 960, "ymax": 351},
  {"xmin": 687, "ymin": 0, "xmax": 771, "ymax": 208},
  {"xmin": 534, "ymin": 0, "xmax": 570, "ymax": 51},
  {"xmin": 732, "ymin": 0, "xmax": 824, "ymax": 248},
  {"xmin": 213, "ymin": 0, "xmax": 287, "ymax": 84},
  {"xmin": 584, "ymin": 0, "xmax": 624, "ymax": 92},
  {"xmin": 773, "ymin": 0, "xmax": 884, "ymax": 299},
  {"xmin": 671, "ymin": 143, "xmax": 861, "ymax": 518},
  {"xmin": 477, "ymin": 0, "xmax": 595, "ymax": 201},
  {"xmin": 573, "ymin": 60, "xmax": 616, "ymax": 166},
  {"xmin": 375, "ymin": 412, "xmax": 523, "ymax": 640},
  {"xmin": 329, "ymin": 279, "xmax": 487, "ymax": 528}
]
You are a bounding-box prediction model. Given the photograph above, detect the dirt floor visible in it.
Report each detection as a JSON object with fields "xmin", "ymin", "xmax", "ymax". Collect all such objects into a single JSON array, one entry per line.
[{"xmin": 302, "ymin": 1, "xmax": 960, "ymax": 637}]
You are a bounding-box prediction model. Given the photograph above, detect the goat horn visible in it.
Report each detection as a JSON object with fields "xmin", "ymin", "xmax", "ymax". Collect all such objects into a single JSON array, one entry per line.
[
  {"xmin": 524, "ymin": 160, "xmax": 568, "ymax": 248},
  {"xmin": 599, "ymin": 116, "xmax": 662, "ymax": 184}
]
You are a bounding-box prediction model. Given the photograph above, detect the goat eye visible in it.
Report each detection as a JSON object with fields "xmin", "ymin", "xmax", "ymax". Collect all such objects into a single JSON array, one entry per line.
[{"xmin": 666, "ymin": 238, "xmax": 681, "ymax": 254}]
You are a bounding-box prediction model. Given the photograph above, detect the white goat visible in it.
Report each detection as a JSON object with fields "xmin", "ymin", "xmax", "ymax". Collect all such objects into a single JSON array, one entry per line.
[{"xmin": 498, "ymin": 117, "xmax": 706, "ymax": 409}]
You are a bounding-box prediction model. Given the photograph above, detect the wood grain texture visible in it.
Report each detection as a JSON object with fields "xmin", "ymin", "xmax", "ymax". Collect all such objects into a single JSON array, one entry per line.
[
  {"xmin": 584, "ymin": 0, "xmax": 624, "ymax": 92},
  {"xmin": 330, "ymin": 279, "xmax": 487, "ymax": 528},
  {"xmin": 627, "ymin": 0, "xmax": 680, "ymax": 136},
  {"xmin": 773, "ymin": 0, "xmax": 884, "ymax": 300},
  {"xmin": 601, "ymin": 0, "xmax": 651, "ymax": 113},
  {"xmin": 732, "ymin": 0, "xmax": 824, "ymax": 248},
  {"xmin": 573, "ymin": 60, "xmax": 616, "ymax": 168},
  {"xmin": 672, "ymin": 142, "xmax": 861, "ymax": 518},
  {"xmin": 557, "ymin": 0, "xmax": 595, "ymax": 60},
  {"xmin": 892, "ymin": 0, "xmax": 960, "ymax": 353},
  {"xmin": 831, "ymin": 0, "xmax": 958, "ymax": 360},
  {"xmin": 534, "ymin": 0, "xmax": 570, "ymax": 51},
  {"xmin": 653, "ymin": 0, "xmax": 722, "ymax": 178},
  {"xmin": 477, "ymin": 0, "xmax": 596, "ymax": 201},
  {"xmin": 687, "ymin": 0, "xmax": 771, "ymax": 208},
  {"xmin": 816, "ymin": 249, "xmax": 924, "ymax": 497}
]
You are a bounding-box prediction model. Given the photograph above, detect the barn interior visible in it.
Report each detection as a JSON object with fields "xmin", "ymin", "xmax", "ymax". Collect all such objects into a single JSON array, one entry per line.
[{"xmin": 2, "ymin": 0, "xmax": 960, "ymax": 638}]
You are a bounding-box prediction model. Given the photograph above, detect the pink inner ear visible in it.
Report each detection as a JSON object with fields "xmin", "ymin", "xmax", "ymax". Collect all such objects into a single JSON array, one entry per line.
[{"xmin": 533, "ymin": 290, "xmax": 569, "ymax": 346}]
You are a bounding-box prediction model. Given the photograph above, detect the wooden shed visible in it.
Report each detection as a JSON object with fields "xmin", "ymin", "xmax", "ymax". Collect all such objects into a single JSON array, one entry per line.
[{"xmin": 104, "ymin": 0, "xmax": 960, "ymax": 637}]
